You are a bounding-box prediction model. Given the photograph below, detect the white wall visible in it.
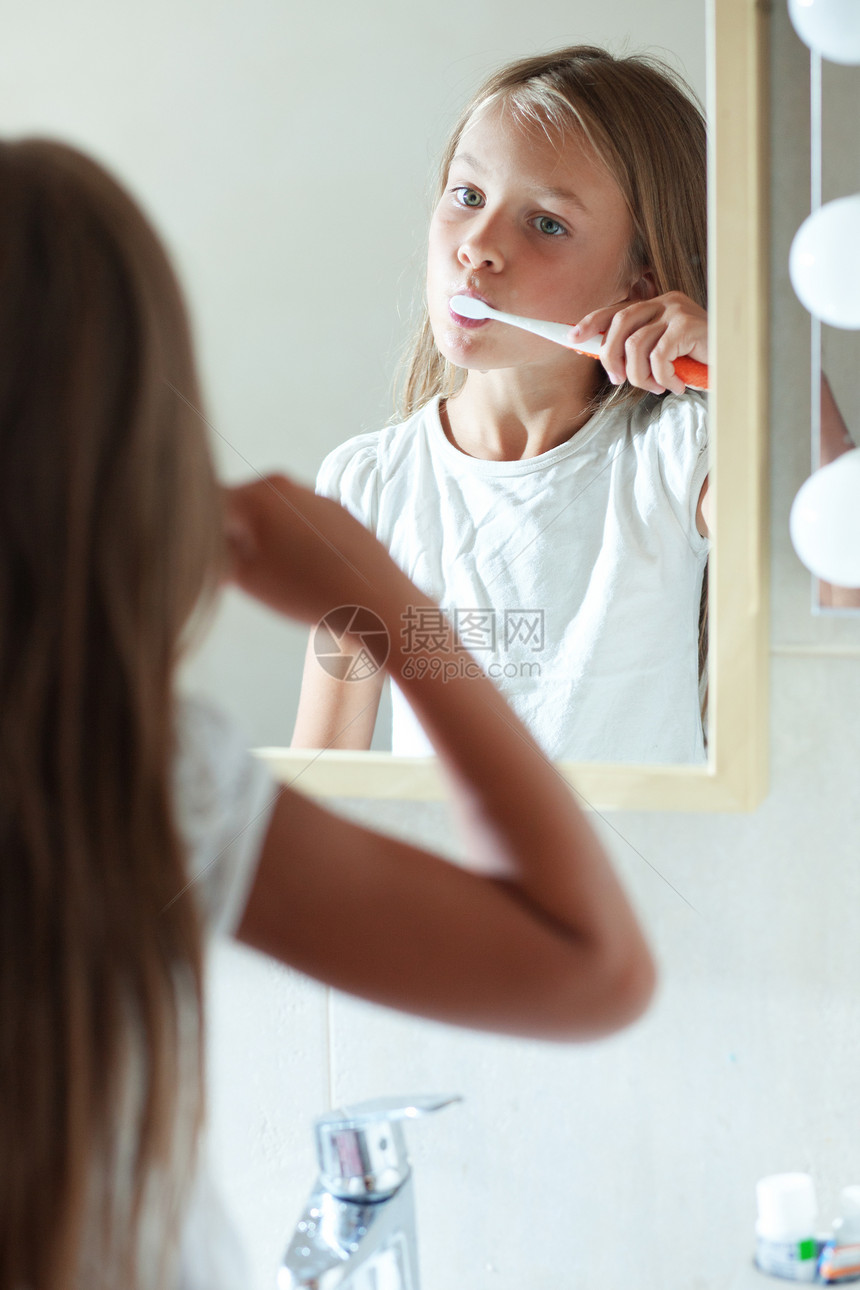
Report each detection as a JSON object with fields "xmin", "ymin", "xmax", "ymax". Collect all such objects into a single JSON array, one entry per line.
[{"xmin": 206, "ymin": 9, "xmax": 860, "ymax": 1290}]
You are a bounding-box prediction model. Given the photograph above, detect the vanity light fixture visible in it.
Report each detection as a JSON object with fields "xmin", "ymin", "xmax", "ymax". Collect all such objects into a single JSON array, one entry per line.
[
  {"xmin": 789, "ymin": 195, "xmax": 860, "ymax": 328},
  {"xmin": 787, "ymin": 0, "xmax": 860, "ymax": 588},
  {"xmin": 787, "ymin": 0, "xmax": 860, "ymax": 65},
  {"xmin": 790, "ymin": 449, "xmax": 860, "ymax": 585}
]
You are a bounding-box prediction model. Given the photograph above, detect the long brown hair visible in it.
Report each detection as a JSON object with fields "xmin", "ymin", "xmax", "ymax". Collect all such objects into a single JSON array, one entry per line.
[
  {"xmin": 399, "ymin": 45, "xmax": 707, "ymax": 419},
  {"xmin": 0, "ymin": 140, "xmax": 223, "ymax": 1288}
]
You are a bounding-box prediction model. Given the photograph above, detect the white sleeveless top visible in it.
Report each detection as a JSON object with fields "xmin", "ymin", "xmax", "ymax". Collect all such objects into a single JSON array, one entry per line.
[{"xmin": 317, "ymin": 393, "xmax": 709, "ymax": 764}]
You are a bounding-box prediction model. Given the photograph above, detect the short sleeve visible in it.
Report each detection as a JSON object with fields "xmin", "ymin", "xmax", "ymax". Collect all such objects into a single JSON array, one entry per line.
[
  {"xmin": 315, "ymin": 431, "xmax": 382, "ymax": 532},
  {"xmin": 650, "ymin": 391, "xmax": 709, "ymax": 551},
  {"xmin": 172, "ymin": 695, "xmax": 278, "ymax": 937}
]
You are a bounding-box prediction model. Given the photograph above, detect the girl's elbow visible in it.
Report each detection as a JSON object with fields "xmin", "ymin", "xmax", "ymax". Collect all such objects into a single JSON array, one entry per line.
[
  {"xmin": 604, "ymin": 941, "xmax": 658, "ymax": 1032},
  {"xmin": 548, "ymin": 939, "xmax": 658, "ymax": 1042}
]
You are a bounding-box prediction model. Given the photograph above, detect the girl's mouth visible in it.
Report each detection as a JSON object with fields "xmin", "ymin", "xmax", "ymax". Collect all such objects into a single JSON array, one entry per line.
[{"xmin": 449, "ymin": 295, "xmax": 491, "ymax": 328}]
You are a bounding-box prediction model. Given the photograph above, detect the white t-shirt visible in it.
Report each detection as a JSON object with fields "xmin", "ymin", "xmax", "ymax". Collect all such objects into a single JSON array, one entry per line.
[
  {"xmin": 316, "ymin": 393, "xmax": 709, "ymax": 764},
  {"xmin": 173, "ymin": 694, "xmax": 278, "ymax": 1290}
]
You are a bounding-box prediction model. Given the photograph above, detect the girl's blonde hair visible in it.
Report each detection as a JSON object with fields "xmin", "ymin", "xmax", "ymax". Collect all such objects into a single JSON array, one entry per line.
[
  {"xmin": 0, "ymin": 139, "xmax": 223, "ymax": 1289},
  {"xmin": 399, "ymin": 45, "xmax": 707, "ymax": 419}
]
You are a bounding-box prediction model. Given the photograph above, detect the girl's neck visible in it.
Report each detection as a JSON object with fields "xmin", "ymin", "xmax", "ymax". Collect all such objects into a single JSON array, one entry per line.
[{"xmin": 440, "ymin": 362, "xmax": 602, "ymax": 462}]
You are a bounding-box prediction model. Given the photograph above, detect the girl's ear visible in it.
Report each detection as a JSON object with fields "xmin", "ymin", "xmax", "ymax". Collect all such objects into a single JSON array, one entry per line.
[{"xmin": 625, "ymin": 269, "xmax": 659, "ymax": 303}]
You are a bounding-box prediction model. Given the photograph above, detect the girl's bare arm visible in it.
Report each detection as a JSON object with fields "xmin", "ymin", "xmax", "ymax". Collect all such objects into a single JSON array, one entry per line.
[
  {"xmin": 226, "ymin": 476, "xmax": 656, "ymax": 1041},
  {"xmin": 291, "ymin": 633, "xmax": 383, "ymax": 750}
]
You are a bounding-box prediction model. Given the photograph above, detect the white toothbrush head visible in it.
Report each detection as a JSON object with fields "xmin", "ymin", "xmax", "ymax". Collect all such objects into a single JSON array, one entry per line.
[
  {"xmin": 450, "ymin": 294, "xmax": 492, "ymax": 319},
  {"xmin": 450, "ymin": 295, "xmax": 577, "ymax": 347}
]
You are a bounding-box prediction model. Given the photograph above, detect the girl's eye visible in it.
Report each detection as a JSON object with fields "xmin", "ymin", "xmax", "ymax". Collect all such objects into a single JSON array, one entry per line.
[
  {"xmin": 454, "ymin": 187, "xmax": 483, "ymax": 208},
  {"xmin": 535, "ymin": 215, "xmax": 566, "ymax": 237}
]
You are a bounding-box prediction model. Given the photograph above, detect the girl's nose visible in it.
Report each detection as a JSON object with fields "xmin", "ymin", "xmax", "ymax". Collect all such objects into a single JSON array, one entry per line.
[{"xmin": 457, "ymin": 220, "xmax": 504, "ymax": 271}]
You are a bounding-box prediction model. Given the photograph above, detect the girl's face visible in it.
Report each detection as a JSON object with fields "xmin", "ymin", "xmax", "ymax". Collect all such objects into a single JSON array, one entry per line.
[{"xmin": 427, "ymin": 100, "xmax": 644, "ymax": 374}]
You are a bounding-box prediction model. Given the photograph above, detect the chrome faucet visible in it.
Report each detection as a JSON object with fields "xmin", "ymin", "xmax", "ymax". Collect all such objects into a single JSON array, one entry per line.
[{"xmin": 277, "ymin": 1094, "xmax": 460, "ymax": 1290}]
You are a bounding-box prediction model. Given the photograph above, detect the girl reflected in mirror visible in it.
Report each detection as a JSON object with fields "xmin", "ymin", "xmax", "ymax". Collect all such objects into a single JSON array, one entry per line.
[{"xmin": 294, "ymin": 46, "xmax": 710, "ymax": 764}]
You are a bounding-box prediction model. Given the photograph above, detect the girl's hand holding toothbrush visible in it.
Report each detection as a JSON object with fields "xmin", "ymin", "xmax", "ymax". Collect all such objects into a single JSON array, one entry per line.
[{"xmin": 569, "ymin": 291, "xmax": 708, "ymax": 397}]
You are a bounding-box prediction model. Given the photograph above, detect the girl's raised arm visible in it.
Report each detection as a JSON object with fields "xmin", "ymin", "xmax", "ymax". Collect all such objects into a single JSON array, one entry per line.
[{"xmin": 226, "ymin": 476, "xmax": 656, "ymax": 1041}]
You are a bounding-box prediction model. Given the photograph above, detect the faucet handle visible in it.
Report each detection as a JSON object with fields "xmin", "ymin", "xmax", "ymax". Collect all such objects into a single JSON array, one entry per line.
[
  {"xmin": 315, "ymin": 1094, "xmax": 461, "ymax": 1201},
  {"xmin": 316, "ymin": 1094, "xmax": 461, "ymax": 1132}
]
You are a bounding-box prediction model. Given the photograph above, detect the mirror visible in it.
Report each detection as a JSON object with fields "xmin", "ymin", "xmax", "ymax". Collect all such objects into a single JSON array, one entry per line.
[
  {"xmin": 2, "ymin": 0, "xmax": 766, "ymax": 809},
  {"xmin": 221, "ymin": 0, "xmax": 765, "ymax": 809},
  {"xmin": 259, "ymin": 0, "xmax": 768, "ymax": 810}
]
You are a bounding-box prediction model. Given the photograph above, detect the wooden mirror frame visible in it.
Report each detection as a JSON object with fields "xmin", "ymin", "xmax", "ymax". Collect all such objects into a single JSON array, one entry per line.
[{"xmin": 258, "ymin": 0, "xmax": 770, "ymax": 812}]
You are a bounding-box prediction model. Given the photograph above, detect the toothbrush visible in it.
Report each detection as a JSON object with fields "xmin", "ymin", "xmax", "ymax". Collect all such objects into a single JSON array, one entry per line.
[{"xmin": 449, "ymin": 294, "xmax": 709, "ymax": 391}]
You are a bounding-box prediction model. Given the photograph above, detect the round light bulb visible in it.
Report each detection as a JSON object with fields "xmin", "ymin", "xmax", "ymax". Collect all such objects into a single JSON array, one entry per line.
[
  {"xmin": 789, "ymin": 449, "xmax": 860, "ymax": 586},
  {"xmin": 788, "ymin": 0, "xmax": 860, "ymax": 64},
  {"xmin": 789, "ymin": 196, "xmax": 860, "ymax": 328}
]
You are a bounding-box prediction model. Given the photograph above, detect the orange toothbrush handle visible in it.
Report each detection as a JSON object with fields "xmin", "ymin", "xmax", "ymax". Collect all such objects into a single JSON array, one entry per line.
[{"xmin": 672, "ymin": 355, "xmax": 708, "ymax": 390}]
